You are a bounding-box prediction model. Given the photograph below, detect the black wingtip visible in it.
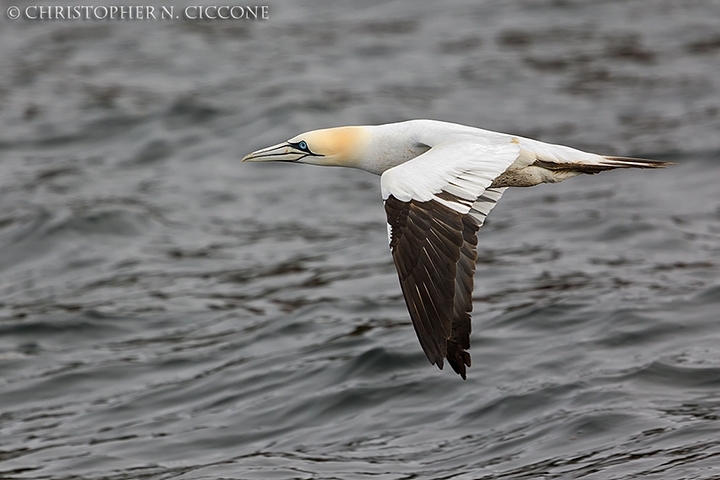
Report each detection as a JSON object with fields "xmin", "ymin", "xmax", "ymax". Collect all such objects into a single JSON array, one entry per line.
[
  {"xmin": 447, "ymin": 348, "xmax": 471, "ymax": 380},
  {"xmin": 438, "ymin": 359, "xmax": 467, "ymax": 380}
]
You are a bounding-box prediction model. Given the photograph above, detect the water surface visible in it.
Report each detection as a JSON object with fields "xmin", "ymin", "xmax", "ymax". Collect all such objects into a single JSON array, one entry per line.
[{"xmin": 1, "ymin": 1, "xmax": 720, "ymax": 478}]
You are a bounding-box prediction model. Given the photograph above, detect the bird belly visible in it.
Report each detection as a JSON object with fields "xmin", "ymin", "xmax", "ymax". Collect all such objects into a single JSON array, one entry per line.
[{"xmin": 490, "ymin": 165, "xmax": 581, "ymax": 188}]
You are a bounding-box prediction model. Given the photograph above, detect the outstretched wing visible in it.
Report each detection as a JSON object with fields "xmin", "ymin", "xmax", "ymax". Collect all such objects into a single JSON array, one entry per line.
[{"xmin": 381, "ymin": 141, "xmax": 519, "ymax": 378}]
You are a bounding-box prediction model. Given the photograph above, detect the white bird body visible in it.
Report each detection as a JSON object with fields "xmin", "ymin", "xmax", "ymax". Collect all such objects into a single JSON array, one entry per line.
[{"xmin": 243, "ymin": 119, "xmax": 670, "ymax": 379}]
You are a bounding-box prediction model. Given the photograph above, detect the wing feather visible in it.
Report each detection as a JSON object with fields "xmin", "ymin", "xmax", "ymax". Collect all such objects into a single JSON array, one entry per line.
[{"xmin": 381, "ymin": 141, "xmax": 519, "ymax": 378}]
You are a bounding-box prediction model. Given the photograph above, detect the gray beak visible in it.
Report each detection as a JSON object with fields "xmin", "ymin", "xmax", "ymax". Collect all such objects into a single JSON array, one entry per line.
[{"xmin": 242, "ymin": 142, "xmax": 305, "ymax": 163}]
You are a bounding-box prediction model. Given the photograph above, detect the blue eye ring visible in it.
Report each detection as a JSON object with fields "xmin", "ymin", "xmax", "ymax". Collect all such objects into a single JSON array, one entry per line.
[{"xmin": 297, "ymin": 140, "xmax": 308, "ymax": 151}]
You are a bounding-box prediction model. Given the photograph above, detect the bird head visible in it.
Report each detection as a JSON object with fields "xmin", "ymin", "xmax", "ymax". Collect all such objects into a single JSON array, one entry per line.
[{"xmin": 242, "ymin": 126, "xmax": 370, "ymax": 168}]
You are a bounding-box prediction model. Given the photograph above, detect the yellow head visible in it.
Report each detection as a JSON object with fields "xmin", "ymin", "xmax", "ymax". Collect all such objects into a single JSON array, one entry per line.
[{"xmin": 242, "ymin": 126, "xmax": 370, "ymax": 168}]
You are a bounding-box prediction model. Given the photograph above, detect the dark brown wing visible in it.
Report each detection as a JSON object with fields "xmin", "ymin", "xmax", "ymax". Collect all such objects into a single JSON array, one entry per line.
[
  {"xmin": 446, "ymin": 213, "xmax": 480, "ymax": 379},
  {"xmin": 384, "ymin": 195, "xmax": 480, "ymax": 379}
]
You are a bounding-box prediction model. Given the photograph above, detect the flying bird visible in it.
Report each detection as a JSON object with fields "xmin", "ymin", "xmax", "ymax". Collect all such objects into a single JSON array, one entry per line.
[{"xmin": 242, "ymin": 120, "xmax": 670, "ymax": 379}]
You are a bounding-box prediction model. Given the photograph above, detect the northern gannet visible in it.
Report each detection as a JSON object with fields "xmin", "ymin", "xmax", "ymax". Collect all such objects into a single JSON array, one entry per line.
[{"xmin": 242, "ymin": 120, "xmax": 670, "ymax": 379}]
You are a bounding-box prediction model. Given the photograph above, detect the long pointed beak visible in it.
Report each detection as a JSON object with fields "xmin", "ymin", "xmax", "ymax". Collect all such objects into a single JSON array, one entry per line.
[{"xmin": 242, "ymin": 142, "xmax": 304, "ymax": 163}]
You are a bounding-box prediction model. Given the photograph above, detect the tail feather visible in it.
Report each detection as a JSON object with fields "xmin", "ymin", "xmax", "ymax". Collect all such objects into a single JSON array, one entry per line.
[
  {"xmin": 534, "ymin": 156, "xmax": 673, "ymax": 174},
  {"xmin": 602, "ymin": 156, "xmax": 675, "ymax": 169}
]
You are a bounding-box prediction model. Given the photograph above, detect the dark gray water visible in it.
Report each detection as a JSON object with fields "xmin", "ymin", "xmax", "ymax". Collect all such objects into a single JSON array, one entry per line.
[{"xmin": 1, "ymin": 1, "xmax": 720, "ymax": 478}]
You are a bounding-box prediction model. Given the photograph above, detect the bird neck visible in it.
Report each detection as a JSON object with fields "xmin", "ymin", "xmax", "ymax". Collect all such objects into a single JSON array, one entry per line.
[{"xmin": 357, "ymin": 123, "xmax": 432, "ymax": 175}]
